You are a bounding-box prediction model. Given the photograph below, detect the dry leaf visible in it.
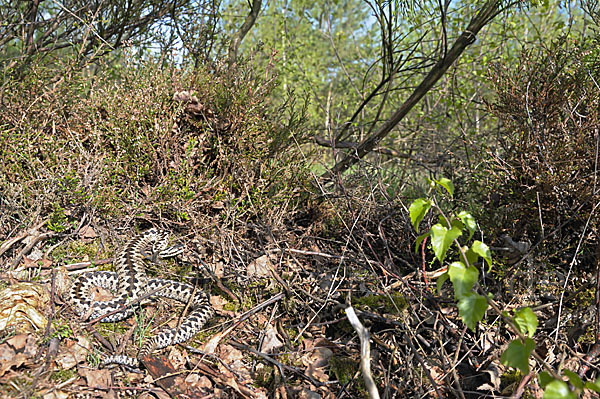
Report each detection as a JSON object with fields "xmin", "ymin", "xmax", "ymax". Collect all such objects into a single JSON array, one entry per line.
[
  {"xmin": 261, "ymin": 324, "xmax": 284, "ymax": 354},
  {"xmin": 80, "ymin": 368, "xmax": 112, "ymax": 389},
  {"xmin": 184, "ymin": 374, "xmax": 212, "ymax": 390},
  {"xmin": 42, "ymin": 391, "xmax": 69, "ymax": 399},
  {"xmin": 247, "ymin": 255, "xmax": 273, "ymax": 277},
  {"xmin": 0, "ymin": 282, "xmax": 49, "ymax": 331},
  {"xmin": 210, "ymin": 295, "xmax": 229, "ymax": 313},
  {"xmin": 79, "ymin": 226, "xmax": 98, "ymax": 241},
  {"xmin": 56, "ymin": 336, "xmax": 90, "ymax": 369},
  {"xmin": 167, "ymin": 346, "xmax": 186, "ymax": 369}
]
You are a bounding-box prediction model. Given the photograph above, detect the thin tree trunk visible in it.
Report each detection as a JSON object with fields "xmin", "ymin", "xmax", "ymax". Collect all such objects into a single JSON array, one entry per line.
[
  {"xmin": 325, "ymin": 0, "xmax": 509, "ymax": 177},
  {"xmin": 228, "ymin": 0, "xmax": 263, "ymax": 64}
]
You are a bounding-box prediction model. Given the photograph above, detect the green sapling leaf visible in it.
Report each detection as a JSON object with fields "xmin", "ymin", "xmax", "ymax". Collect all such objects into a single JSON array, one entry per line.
[
  {"xmin": 415, "ymin": 232, "xmax": 430, "ymax": 253},
  {"xmin": 436, "ymin": 272, "xmax": 449, "ymax": 294},
  {"xmin": 457, "ymin": 211, "xmax": 477, "ymax": 241},
  {"xmin": 456, "ymin": 292, "xmax": 488, "ymax": 331},
  {"xmin": 585, "ymin": 377, "xmax": 600, "ymax": 392},
  {"xmin": 471, "ymin": 241, "xmax": 492, "ymax": 270},
  {"xmin": 539, "ymin": 372, "xmax": 554, "ymax": 388},
  {"xmin": 448, "ymin": 261, "xmax": 479, "ymax": 299},
  {"xmin": 563, "ymin": 370, "xmax": 583, "ymax": 390},
  {"xmin": 435, "ymin": 178, "xmax": 454, "ymax": 197},
  {"xmin": 513, "ymin": 307, "xmax": 538, "ymax": 338},
  {"xmin": 500, "ymin": 338, "xmax": 536, "ymax": 374},
  {"xmin": 409, "ymin": 198, "xmax": 431, "ymax": 233},
  {"xmin": 464, "ymin": 247, "xmax": 479, "ymax": 267},
  {"xmin": 543, "ymin": 379, "xmax": 576, "ymax": 399},
  {"xmin": 430, "ymin": 224, "xmax": 462, "ymax": 263}
]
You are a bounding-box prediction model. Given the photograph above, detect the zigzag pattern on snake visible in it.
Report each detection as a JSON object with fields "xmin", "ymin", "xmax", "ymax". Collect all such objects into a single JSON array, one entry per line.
[{"xmin": 69, "ymin": 228, "xmax": 213, "ymax": 369}]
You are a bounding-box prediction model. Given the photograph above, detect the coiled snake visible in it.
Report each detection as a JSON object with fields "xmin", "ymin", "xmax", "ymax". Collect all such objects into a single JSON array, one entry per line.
[{"xmin": 70, "ymin": 228, "xmax": 213, "ymax": 368}]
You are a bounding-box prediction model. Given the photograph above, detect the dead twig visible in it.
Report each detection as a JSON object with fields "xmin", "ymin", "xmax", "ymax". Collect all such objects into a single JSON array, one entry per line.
[
  {"xmin": 344, "ymin": 306, "xmax": 380, "ymax": 399},
  {"xmin": 10, "ymin": 231, "xmax": 57, "ymax": 270}
]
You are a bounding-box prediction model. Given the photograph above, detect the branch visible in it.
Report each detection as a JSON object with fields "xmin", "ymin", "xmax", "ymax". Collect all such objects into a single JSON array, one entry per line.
[
  {"xmin": 227, "ymin": 0, "xmax": 262, "ymax": 64},
  {"xmin": 324, "ymin": 0, "xmax": 508, "ymax": 177},
  {"xmin": 345, "ymin": 306, "xmax": 380, "ymax": 399}
]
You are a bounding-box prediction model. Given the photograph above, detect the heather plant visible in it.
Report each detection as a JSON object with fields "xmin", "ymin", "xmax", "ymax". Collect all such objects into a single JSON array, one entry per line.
[
  {"xmin": 0, "ymin": 57, "xmax": 310, "ymax": 234},
  {"xmin": 477, "ymin": 37, "xmax": 600, "ymax": 268}
]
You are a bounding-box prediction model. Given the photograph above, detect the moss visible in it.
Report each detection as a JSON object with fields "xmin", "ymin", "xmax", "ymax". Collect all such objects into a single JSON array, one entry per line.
[
  {"xmin": 254, "ymin": 365, "xmax": 276, "ymax": 388},
  {"xmin": 355, "ymin": 292, "xmax": 409, "ymax": 315},
  {"xmin": 50, "ymin": 368, "xmax": 77, "ymax": 383},
  {"xmin": 51, "ymin": 239, "xmax": 109, "ymax": 264},
  {"xmin": 329, "ymin": 356, "xmax": 358, "ymax": 385},
  {"xmin": 501, "ymin": 368, "xmax": 523, "ymax": 391}
]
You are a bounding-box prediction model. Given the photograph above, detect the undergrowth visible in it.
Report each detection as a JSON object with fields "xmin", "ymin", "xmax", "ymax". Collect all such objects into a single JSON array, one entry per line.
[{"xmin": 0, "ymin": 56, "xmax": 311, "ymax": 235}]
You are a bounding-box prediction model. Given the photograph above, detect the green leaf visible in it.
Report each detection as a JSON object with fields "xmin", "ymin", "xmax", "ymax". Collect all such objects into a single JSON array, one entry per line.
[
  {"xmin": 409, "ymin": 198, "xmax": 431, "ymax": 233},
  {"xmin": 563, "ymin": 370, "xmax": 583, "ymax": 390},
  {"xmin": 539, "ymin": 372, "xmax": 554, "ymax": 388},
  {"xmin": 457, "ymin": 292, "xmax": 488, "ymax": 331},
  {"xmin": 438, "ymin": 215, "xmax": 449, "ymax": 228},
  {"xmin": 457, "ymin": 211, "xmax": 477, "ymax": 240},
  {"xmin": 585, "ymin": 377, "xmax": 600, "ymax": 392},
  {"xmin": 500, "ymin": 338, "xmax": 536, "ymax": 374},
  {"xmin": 464, "ymin": 247, "xmax": 479, "ymax": 267},
  {"xmin": 436, "ymin": 272, "xmax": 449, "ymax": 294},
  {"xmin": 471, "ymin": 241, "xmax": 492, "ymax": 270},
  {"xmin": 415, "ymin": 232, "xmax": 430, "ymax": 253},
  {"xmin": 435, "ymin": 178, "xmax": 454, "ymax": 197},
  {"xmin": 543, "ymin": 379, "xmax": 576, "ymax": 399},
  {"xmin": 450, "ymin": 218, "xmax": 464, "ymax": 231},
  {"xmin": 430, "ymin": 224, "xmax": 462, "ymax": 263},
  {"xmin": 448, "ymin": 261, "xmax": 479, "ymax": 299},
  {"xmin": 513, "ymin": 307, "xmax": 538, "ymax": 338}
]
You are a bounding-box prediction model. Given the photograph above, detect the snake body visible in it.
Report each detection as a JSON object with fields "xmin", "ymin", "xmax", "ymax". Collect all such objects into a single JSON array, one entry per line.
[{"xmin": 70, "ymin": 228, "xmax": 213, "ymax": 368}]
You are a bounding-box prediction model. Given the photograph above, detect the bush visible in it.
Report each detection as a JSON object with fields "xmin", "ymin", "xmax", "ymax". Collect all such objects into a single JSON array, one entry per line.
[
  {"xmin": 478, "ymin": 37, "xmax": 600, "ymax": 267},
  {"xmin": 0, "ymin": 57, "xmax": 311, "ymax": 233}
]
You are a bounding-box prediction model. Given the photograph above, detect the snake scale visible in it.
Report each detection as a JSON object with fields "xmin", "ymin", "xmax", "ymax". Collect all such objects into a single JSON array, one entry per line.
[{"xmin": 70, "ymin": 228, "xmax": 213, "ymax": 368}]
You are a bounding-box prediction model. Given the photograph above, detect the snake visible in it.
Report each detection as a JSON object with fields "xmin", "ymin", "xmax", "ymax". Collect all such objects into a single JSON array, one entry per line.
[{"xmin": 69, "ymin": 228, "xmax": 213, "ymax": 369}]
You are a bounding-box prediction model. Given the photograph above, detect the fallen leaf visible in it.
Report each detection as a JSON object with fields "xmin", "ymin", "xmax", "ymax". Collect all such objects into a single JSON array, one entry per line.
[
  {"xmin": 210, "ymin": 295, "xmax": 229, "ymax": 313},
  {"xmin": 42, "ymin": 391, "xmax": 69, "ymax": 399},
  {"xmin": 56, "ymin": 336, "xmax": 90, "ymax": 369},
  {"xmin": 247, "ymin": 255, "xmax": 273, "ymax": 277},
  {"xmin": 79, "ymin": 226, "xmax": 98, "ymax": 241},
  {"xmin": 167, "ymin": 346, "xmax": 186, "ymax": 369},
  {"xmin": 184, "ymin": 374, "xmax": 212, "ymax": 390},
  {"xmin": 0, "ymin": 282, "xmax": 50, "ymax": 332},
  {"xmin": 261, "ymin": 324, "xmax": 284, "ymax": 354},
  {"xmin": 80, "ymin": 368, "xmax": 112, "ymax": 389}
]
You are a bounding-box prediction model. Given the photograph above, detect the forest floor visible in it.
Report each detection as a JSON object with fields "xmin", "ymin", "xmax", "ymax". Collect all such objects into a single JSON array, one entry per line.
[{"xmin": 1, "ymin": 208, "xmax": 596, "ymax": 399}]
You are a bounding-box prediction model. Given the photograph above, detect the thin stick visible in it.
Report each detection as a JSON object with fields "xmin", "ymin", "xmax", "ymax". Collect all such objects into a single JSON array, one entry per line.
[{"xmin": 345, "ymin": 306, "xmax": 380, "ymax": 399}]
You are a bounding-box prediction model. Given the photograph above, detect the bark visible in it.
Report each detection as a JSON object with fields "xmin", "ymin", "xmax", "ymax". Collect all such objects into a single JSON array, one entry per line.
[{"xmin": 227, "ymin": 0, "xmax": 262, "ymax": 64}]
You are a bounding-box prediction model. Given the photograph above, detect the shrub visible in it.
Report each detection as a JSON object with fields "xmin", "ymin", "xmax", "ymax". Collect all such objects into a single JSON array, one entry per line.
[
  {"xmin": 478, "ymin": 37, "xmax": 600, "ymax": 267},
  {"xmin": 0, "ymin": 57, "xmax": 311, "ymax": 233}
]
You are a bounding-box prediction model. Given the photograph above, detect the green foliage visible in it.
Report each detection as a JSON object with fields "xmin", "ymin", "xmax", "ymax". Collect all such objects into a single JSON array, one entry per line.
[
  {"xmin": 513, "ymin": 307, "xmax": 538, "ymax": 338},
  {"xmin": 410, "ymin": 177, "xmax": 491, "ymax": 330},
  {"xmin": 410, "ymin": 177, "xmax": 600, "ymax": 398},
  {"xmin": 430, "ymin": 223, "xmax": 462, "ymax": 263},
  {"xmin": 500, "ymin": 338, "xmax": 535, "ymax": 374},
  {"xmin": 408, "ymin": 198, "xmax": 431, "ymax": 233},
  {"xmin": 542, "ymin": 380, "xmax": 577, "ymax": 399},
  {"xmin": 47, "ymin": 204, "xmax": 70, "ymax": 233}
]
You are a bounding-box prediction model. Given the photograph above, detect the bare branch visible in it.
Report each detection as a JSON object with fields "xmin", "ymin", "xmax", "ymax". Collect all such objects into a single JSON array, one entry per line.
[
  {"xmin": 325, "ymin": 0, "xmax": 511, "ymax": 177},
  {"xmin": 227, "ymin": 0, "xmax": 262, "ymax": 64}
]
